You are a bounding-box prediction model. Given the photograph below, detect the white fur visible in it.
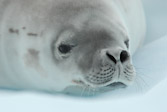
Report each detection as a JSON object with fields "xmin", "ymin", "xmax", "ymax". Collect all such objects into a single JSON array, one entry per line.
[{"xmin": 0, "ymin": 0, "xmax": 146, "ymax": 92}]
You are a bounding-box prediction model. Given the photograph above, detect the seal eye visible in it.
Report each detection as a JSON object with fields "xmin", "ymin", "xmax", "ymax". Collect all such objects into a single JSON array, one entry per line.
[
  {"xmin": 124, "ymin": 40, "xmax": 129, "ymax": 48},
  {"xmin": 58, "ymin": 44, "xmax": 72, "ymax": 54}
]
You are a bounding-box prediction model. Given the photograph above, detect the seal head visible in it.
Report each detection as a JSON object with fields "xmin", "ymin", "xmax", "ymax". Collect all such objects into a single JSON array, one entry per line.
[
  {"xmin": 52, "ymin": 22, "xmax": 135, "ymax": 89},
  {"xmin": 48, "ymin": 0, "xmax": 137, "ymax": 91}
]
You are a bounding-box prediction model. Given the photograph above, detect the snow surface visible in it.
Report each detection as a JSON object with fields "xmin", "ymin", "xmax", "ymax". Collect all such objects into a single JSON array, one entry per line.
[{"xmin": 0, "ymin": 0, "xmax": 167, "ymax": 112}]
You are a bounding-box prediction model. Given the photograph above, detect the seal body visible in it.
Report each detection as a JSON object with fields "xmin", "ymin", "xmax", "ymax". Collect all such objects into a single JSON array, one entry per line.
[{"xmin": 0, "ymin": 0, "xmax": 146, "ymax": 92}]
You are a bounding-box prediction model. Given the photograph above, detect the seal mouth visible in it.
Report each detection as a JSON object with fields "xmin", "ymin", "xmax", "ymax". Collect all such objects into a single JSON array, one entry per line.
[{"xmin": 105, "ymin": 82, "xmax": 127, "ymax": 88}]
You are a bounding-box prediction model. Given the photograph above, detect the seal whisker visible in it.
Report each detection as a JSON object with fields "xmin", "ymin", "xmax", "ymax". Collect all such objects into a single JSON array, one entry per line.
[
  {"xmin": 123, "ymin": 71, "xmax": 132, "ymax": 77},
  {"xmin": 125, "ymin": 71, "xmax": 134, "ymax": 75},
  {"xmin": 133, "ymin": 74, "xmax": 150, "ymax": 93},
  {"xmin": 134, "ymin": 77, "xmax": 144, "ymax": 93},
  {"xmin": 125, "ymin": 76, "xmax": 132, "ymax": 81},
  {"xmin": 135, "ymin": 67, "xmax": 154, "ymax": 81},
  {"xmin": 93, "ymin": 88, "xmax": 98, "ymax": 96},
  {"xmin": 87, "ymin": 87, "xmax": 91, "ymax": 96},
  {"xmin": 125, "ymin": 68, "xmax": 134, "ymax": 74},
  {"xmin": 80, "ymin": 86, "xmax": 87, "ymax": 97},
  {"xmin": 135, "ymin": 71, "xmax": 150, "ymax": 88}
]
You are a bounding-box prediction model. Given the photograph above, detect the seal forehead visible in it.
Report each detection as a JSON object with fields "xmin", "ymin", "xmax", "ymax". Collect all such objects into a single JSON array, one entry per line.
[
  {"xmin": 48, "ymin": 0, "xmax": 111, "ymax": 31},
  {"xmin": 75, "ymin": 29, "xmax": 115, "ymax": 50}
]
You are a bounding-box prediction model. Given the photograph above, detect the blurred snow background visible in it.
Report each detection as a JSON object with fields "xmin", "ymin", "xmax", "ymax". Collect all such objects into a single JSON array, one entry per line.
[
  {"xmin": 143, "ymin": 0, "xmax": 167, "ymax": 44},
  {"xmin": 0, "ymin": 0, "xmax": 167, "ymax": 112}
]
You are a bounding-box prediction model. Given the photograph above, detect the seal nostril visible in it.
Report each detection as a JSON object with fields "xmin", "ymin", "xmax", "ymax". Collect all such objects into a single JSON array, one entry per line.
[
  {"xmin": 106, "ymin": 52, "xmax": 117, "ymax": 64},
  {"xmin": 120, "ymin": 50, "xmax": 129, "ymax": 63}
]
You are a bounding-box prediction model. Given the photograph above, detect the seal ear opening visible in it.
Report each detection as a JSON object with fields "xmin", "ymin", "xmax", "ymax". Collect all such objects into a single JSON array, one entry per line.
[{"xmin": 124, "ymin": 39, "xmax": 129, "ymax": 48}]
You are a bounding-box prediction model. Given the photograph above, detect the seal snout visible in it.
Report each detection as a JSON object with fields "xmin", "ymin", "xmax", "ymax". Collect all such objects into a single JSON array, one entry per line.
[
  {"xmin": 106, "ymin": 50, "xmax": 130, "ymax": 64},
  {"xmin": 83, "ymin": 48, "xmax": 135, "ymax": 88}
]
